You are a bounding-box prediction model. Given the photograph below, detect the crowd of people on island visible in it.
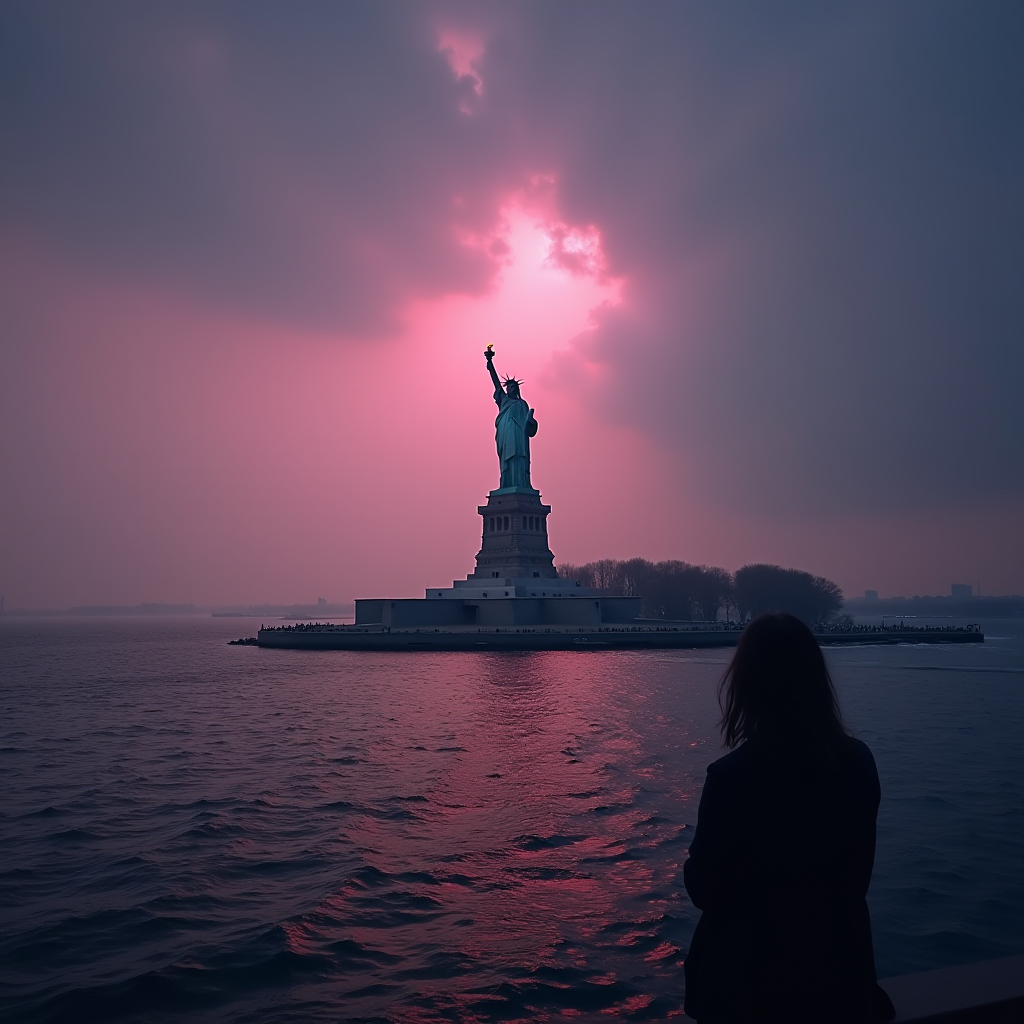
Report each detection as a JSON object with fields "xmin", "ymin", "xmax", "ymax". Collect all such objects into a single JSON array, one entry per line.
[
  {"xmin": 255, "ymin": 619, "xmax": 980, "ymax": 636},
  {"xmin": 813, "ymin": 620, "xmax": 982, "ymax": 634}
]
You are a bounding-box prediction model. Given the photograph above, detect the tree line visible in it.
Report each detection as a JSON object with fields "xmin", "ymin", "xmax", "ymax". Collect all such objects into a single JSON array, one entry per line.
[{"xmin": 557, "ymin": 559, "xmax": 844, "ymax": 625}]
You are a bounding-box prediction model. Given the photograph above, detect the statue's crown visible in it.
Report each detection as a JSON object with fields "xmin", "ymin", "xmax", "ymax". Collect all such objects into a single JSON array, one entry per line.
[{"xmin": 502, "ymin": 374, "xmax": 523, "ymax": 388}]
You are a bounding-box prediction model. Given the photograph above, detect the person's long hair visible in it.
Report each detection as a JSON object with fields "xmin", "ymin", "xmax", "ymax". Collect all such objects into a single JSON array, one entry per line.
[{"xmin": 718, "ymin": 613, "xmax": 847, "ymax": 762}]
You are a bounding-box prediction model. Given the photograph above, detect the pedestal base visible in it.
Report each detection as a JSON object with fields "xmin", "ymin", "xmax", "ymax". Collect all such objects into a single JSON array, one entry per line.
[
  {"xmin": 349, "ymin": 486, "xmax": 644, "ymax": 631},
  {"xmin": 471, "ymin": 490, "xmax": 557, "ymax": 581}
]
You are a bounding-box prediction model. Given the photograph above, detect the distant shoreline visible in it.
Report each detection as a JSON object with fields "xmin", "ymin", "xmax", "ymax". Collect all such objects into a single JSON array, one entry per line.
[
  {"xmin": 3, "ymin": 597, "xmax": 1019, "ymax": 619},
  {"xmin": 845, "ymin": 595, "xmax": 1023, "ymax": 618},
  {"xmin": 1, "ymin": 602, "xmax": 356, "ymax": 618}
]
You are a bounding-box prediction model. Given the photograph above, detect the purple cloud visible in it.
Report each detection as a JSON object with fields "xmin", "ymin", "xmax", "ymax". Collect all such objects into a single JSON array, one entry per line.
[{"xmin": 2, "ymin": 0, "xmax": 1021, "ymax": 529}]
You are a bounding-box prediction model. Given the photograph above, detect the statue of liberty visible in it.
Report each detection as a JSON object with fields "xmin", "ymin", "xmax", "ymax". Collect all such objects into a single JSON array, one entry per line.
[{"xmin": 484, "ymin": 344, "xmax": 538, "ymax": 491}]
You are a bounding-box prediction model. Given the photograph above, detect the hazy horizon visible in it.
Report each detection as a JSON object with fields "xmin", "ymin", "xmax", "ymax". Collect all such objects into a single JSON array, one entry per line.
[
  {"xmin": 2, "ymin": 2, "xmax": 1022, "ymax": 609},
  {"xmin": 5, "ymin": 584, "xmax": 1023, "ymax": 616}
]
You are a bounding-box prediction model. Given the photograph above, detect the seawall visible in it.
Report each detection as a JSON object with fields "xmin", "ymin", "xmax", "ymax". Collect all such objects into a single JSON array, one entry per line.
[{"xmin": 254, "ymin": 623, "xmax": 984, "ymax": 651}]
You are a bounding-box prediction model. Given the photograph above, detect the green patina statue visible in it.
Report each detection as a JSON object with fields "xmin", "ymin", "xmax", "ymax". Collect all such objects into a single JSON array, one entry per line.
[{"xmin": 485, "ymin": 344, "xmax": 538, "ymax": 492}]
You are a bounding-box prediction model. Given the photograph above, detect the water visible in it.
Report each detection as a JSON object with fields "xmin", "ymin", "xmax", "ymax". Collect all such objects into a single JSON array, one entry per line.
[{"xmin": 1, "ymin": 616, "xmax": 1021, "ymax": 1022}]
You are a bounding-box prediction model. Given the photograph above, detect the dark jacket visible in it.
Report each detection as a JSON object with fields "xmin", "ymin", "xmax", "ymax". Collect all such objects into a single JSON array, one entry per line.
[{"xmin": 683, "ymin": 735, "xmax": 892, "ymax": 1023}]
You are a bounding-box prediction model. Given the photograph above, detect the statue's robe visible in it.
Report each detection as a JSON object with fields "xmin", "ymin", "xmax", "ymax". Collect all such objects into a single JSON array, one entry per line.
[{"xmin": 494, "ymin": 389, "xmax": 536, "ymax": 489}]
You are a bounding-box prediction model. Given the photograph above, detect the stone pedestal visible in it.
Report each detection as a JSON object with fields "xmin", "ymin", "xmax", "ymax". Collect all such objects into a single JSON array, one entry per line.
[
  {"xmin": 470, "ymin": 488, "xmax": 558, "ymax": 581},
  {"xmin": 352, "ymin": 484, "xmax": 643, "ymax": 630}
]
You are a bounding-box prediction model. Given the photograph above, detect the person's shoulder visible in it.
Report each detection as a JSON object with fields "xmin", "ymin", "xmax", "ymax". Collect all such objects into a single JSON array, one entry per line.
[
  {"xmin": 837, "ymin": 734, "xmax": 881, "ymax": 793},
  {"xmin": 706, "ymin": 743, "xmax": 753, "ymax": 778},
  {"xmin": 840, "ymin": 734, "xmax": 876, "ymax": 768}
]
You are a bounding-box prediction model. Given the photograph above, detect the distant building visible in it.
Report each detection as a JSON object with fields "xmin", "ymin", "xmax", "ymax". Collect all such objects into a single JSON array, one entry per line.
[
  {"xmin": 864, "ymin": 590, "xmax": 878, "ymax": 600},
  {"xmin": 950, "ymin": 584, "xmax": 973, "ymax": 599},
  {"xmin": 317, "ymin": 597, "xmax": 327, "ymax": 607}
]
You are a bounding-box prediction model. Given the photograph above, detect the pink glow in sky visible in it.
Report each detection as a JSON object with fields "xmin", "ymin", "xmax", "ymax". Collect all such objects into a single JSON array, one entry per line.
[{"xmin": 1, "ymin": 3, "xmax": 1022, "ymax": 608}]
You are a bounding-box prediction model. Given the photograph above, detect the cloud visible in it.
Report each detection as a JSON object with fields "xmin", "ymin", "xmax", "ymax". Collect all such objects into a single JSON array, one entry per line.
[
  {"xmin": 0, "ymin": 3, "xmax": 527, "ymax": 334},
  {"xmin": 471, "ymin": 1, "xmax": 1024, "ymax": 515},
  {"xmin": 1, "ymin": 0, "xmax": 1022, "ymax": 606}
]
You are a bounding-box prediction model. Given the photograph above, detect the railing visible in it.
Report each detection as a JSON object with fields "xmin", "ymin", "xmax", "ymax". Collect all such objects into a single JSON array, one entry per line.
[
  {"xmin": 880, "ymin": 954, "xmax": 1024, "ymax": 1023},
  {"xmin": 677, "ymin": 955, "xmax": 1023, "ymax": 1022}
]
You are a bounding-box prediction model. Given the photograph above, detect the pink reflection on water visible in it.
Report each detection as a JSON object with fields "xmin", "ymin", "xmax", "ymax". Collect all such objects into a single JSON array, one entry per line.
[{"xmin": 275, "ymin": 651, "xmax": 717, "ymax": 1017}]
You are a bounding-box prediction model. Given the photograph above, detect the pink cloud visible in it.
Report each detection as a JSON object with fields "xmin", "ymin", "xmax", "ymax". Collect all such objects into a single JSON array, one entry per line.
[{"xmin": 1, "ymin": 3, "xmax": 1021, "ymax": 606}]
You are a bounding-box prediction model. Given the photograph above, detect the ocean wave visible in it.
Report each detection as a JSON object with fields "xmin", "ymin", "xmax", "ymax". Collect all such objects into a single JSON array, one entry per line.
[{"xmin": 2, "ymin": 617, "xmax": 1020, "ymax": 1020}]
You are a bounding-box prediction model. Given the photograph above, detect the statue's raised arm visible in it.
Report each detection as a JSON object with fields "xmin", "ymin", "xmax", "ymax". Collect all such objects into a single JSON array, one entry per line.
[
  {"xmin": 483, "ymin": 344, "xmax": 537, "ymax": 492},
  {"xmin": 484, "ymin": 343, "xmax": 502, "ymax": 398}
]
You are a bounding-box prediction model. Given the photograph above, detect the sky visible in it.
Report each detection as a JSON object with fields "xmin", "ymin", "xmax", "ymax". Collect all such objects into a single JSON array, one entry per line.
[{"xmin": 1, "ymin": 0, "xmax": 1022, "ymax": 608}]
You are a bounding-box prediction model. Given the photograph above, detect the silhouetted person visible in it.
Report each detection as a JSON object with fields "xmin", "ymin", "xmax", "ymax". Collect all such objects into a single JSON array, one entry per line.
[{"xmin": 683, "ymin": 614, "xmax": 895, "ymax": 1023}]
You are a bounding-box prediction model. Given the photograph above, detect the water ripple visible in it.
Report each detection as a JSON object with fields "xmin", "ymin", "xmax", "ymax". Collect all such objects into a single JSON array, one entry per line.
[{"xmin": 1, "ymin": 616, "xmax": 1021, "ymax": 1021}]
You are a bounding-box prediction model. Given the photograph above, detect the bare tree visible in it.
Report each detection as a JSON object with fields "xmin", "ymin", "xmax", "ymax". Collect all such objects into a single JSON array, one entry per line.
[
  {"xmin": 616, "ymin": 557, "xmax": 656, "ymax": 598},
  {"xmin": 560, "ymin": 558, "xmax": 839, "ymax": 626},
  {"xmin": 693, "ymin": 565, "xmax": 734, "ymax": 621},
  {"xmin": 733, "ymin": 564, "xmax": 843, "ymax": 625},
  {"xmin": 589, "ymin": 559, "xmax": 620, "ymax": 590}
]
